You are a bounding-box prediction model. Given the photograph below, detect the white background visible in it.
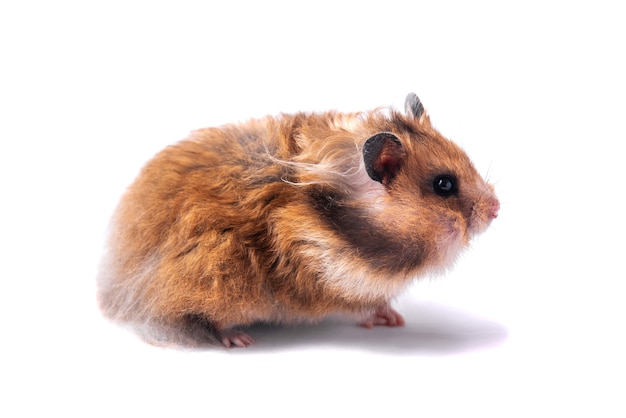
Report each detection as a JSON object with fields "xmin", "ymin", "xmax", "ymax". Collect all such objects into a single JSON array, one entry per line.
[{"xmin": 1, "ymin": 1, "xmax": 625, "ymax": 416}]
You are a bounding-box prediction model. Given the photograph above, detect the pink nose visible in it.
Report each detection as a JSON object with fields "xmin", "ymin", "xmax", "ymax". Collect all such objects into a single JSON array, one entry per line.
[{"xmin": 490, "ymin": 199, "xmax": 500, "ymax": 219}]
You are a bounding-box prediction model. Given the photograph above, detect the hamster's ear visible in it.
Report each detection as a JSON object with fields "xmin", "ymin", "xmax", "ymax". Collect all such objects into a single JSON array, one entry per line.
[
  {"xmin": 363, "ymin": 133, "xmax": 405, "ymax": 186},
  {"xmin": 405, "ymin": 92, "xmax": 424, "ymax": 119}
]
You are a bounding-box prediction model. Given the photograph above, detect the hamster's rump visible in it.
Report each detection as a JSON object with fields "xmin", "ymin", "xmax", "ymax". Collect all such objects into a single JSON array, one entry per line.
[{"xmin": 97, "ymin": 94, "xmax": 499, "ymax": 347}]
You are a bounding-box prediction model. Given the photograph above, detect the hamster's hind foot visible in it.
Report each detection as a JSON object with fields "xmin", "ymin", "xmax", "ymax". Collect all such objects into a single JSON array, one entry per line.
[
  {"xmin": 220, "ymin": 330, "xmax": 255, "ymax": 348},
  {"xmin": 358, "ymin": 303, "xmax": 406, "ymax": 329}
]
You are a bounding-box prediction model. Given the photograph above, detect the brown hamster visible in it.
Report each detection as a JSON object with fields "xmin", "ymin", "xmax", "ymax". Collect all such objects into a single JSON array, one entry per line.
[{"xmin": 97, "ymin": 93, "xmax": 499, "ymax": 348}]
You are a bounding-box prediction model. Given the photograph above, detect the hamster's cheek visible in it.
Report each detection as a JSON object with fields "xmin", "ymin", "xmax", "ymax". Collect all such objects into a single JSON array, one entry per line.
[{"xmin": 431, "ymin": 212, "xmax": 467, "ymax": 271}]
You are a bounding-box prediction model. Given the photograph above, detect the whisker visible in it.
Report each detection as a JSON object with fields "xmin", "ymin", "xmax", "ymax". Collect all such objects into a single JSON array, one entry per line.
[{"xmin": 484, "ymin": 160, "xmax": 494, "ymax": 183}]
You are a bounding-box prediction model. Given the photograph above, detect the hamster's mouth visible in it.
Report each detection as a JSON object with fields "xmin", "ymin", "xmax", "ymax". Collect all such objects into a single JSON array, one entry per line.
[{"xmin": 468, "ymin": 195, "xmax": 500, "ymax": 236}]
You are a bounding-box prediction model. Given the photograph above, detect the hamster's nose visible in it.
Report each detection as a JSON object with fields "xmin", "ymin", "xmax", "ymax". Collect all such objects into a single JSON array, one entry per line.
[{"xmin": 489, "ymin": 198, "xmax": 500, "ymax": 219}]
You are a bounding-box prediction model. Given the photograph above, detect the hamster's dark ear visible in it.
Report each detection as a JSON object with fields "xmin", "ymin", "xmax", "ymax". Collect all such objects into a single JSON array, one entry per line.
[
  {"xmin": 363, "ymin": 133, "xmax": 405, "ymax": 186},
  {"xmin": 405, "ymin": 92, "xmax": 424, "ymax": 119}
]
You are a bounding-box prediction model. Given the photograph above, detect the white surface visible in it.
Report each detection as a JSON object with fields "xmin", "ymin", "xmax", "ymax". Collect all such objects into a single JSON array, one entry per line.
[{"xmin": 1, "ymin": 1, "xmax": 624, "ymax": 417}]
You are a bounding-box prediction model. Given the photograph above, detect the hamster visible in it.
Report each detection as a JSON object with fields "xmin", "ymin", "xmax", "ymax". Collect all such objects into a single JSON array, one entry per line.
[{"xmin": 97, "ymin": 93, "xmax": 499, "ymax": 348}]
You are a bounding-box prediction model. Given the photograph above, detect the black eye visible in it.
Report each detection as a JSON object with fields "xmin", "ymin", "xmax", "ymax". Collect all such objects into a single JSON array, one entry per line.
[{"xmin": 433, "ymin": 175, "xmax": 457, "ymax": 197}]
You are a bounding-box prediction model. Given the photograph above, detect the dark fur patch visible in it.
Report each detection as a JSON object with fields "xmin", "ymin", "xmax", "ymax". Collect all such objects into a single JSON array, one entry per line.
[
  {"xmin": 170, "ymin": 313, "xmax": 222, "ymax": 346},
  {"xmin": 307, "ymin": 187, "xmax": 425, "ymax": 273}
]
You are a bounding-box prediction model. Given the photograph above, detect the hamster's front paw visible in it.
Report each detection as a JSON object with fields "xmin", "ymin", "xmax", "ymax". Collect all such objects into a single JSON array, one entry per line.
[{"xmin": 358, "ymin": 303, "xmax": 406, "ymax": 329}]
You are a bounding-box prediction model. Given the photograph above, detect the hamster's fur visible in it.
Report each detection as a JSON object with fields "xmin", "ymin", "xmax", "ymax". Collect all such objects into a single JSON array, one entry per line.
[{"xmin": 97, "ymin": 93, "xmax": 499, "ymax": 348}]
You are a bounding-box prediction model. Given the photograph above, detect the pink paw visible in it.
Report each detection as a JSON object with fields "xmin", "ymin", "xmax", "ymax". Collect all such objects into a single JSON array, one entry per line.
[
  {"xmin": 220, "ymin": 330, "xmax": 255, "ymax": 348},
  {"xmin": 358, "ymin": 304, "xmax": 406, "ymax": 329}
]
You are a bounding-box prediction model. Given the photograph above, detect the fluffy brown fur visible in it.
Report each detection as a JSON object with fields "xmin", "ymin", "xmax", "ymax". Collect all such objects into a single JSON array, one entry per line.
[{"xmin": 97, "ymin": 94, "xmax": 499, "ymax": 347}]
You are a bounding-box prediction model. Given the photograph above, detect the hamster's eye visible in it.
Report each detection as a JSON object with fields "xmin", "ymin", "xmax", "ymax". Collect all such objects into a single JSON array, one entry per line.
[{"xmin": 433, "ymin": 175, "xmax": 457, "ymax": 197}]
